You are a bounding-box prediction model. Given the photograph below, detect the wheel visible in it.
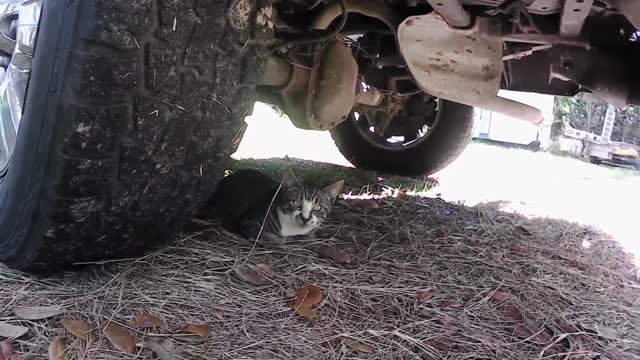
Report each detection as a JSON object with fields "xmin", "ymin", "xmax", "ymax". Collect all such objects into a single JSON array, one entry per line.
[
  {"xmin": 527, "ymin": 140, "xmax": 541, "ymax": 152},
  {"xmin": 590, "ymin": 157, "xmax": 602, "ymax": 165},
  {"xmin": 0, "ymin": 0, "xmax": 271, "ymax": 271},
  {"xmin": 330, "ymin": 97, "xmax": 475, "ymax": 177}
]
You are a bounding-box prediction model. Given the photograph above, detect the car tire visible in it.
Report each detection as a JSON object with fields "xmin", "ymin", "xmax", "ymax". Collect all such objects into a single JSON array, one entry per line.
[
  {"xmin": 330, "ymin": 100, "xmax": 475, "ymax": 177},
  {"xmin": 0, "ymin": 0, "xmax": 271, "ymax": 271}
]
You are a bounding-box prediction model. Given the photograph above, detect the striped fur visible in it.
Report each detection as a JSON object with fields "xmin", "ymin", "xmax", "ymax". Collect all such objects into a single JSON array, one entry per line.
[{"xmin": 208, "ymin": 169, "xmax": 343, "ymax": 240}]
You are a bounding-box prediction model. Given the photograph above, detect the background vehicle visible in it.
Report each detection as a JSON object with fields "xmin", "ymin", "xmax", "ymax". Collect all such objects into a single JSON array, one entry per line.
[
  {"xmin": 3, "ymin": 0, "xmax": 640, "ymax": 270},
  {"xmin": 473, "ymin": 90, "xmax": 554, "ymax": 151},
  {"xmin": 560, "ymin": 104, "xmax": 640, "ymax": 168}
]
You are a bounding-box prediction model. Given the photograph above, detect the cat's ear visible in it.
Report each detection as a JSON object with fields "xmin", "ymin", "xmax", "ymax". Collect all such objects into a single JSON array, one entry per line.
[
  {"xmin": 323, "ymin": 179, "xmax": 344, "ymax": 202},
  {"xmin": 280, "ymin": 171, "xmax": 300, "ymax": 188}
]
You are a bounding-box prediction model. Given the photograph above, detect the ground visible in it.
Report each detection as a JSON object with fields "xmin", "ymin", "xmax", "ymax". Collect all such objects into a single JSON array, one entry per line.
[{"xmin": 0, "ymin": 104, "xmax": 639, "ymax": 359}]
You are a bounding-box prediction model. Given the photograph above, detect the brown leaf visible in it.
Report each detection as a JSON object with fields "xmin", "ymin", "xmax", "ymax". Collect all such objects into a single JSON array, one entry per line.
[
  {"xmin": 503, "ymin": 305, "xmax": 524, "ymax": 322},
  {"xmin": 417, "ymin": 289, "xmax": 434, "ymax": 303},
  {"xmin": 515, "ymin": 226, "xmax": 532, "ymax": 236},
  {"xmin": 130, "ymin": 314, "xmax": 164, "ymax": 329},
  {"xmin": 0, "ymin": 323, "xmax": 28, "ymax": 339},
  {"xmin": 293, "ymin": 284, "xmax": 322, "ymax": 319},
  {"xmin": 424, "ymin": 336, "xmax": 453, "ymax": 351},
  {"xmin": 342, "ymin": 337, "xmax": 373, "ymax": 353},
  {"xmin": 316, "ymin": 245, "xmax": 351, "ymax": 264},
  {"xmin": 61, "ymin": 319, "xmax": 95, "ymax": 342},
  {"xmin": 580, "ymin": 322, "xmax": 625, "ymax": 340},
  {"xmin": 179, "ymin": 324, "xmax": 209, "ymax": 338},
  {"xmin": 491, "ymin": 291, "xmax": 513, "ymax": 302},
  {"xmin": 510, "ymin": 242, "xmax": 527, "ymax": 255},
  {"xmin": 294, "ymin": 307, "xmax": 317, "ymax": 319},
  {"xmin": 12, "ymin": 306, "xmax": 65, "ymax": 320},
  {"xmin": 441, "ymin": 300, "xmax": 463, "ymax": 308},
  {"xmin": 145, "ymin": 338, "xmax": 180, "ymax": 360},
  {"xmin": 104, "ymin": 322, "xmax": 135, "ymax": 354},
  {"xmin": 255, "ymin": 264, "xmax": 274, "ymax": 276},
  {"xmin": 1, "ymin": 341, "xmax": 14, "ymax": 360},
  {"xmin": 513, "ymin": 324, "xmax": 533, "ymax": 338},
  {"xmin": 234, "ymin": 264, "xmax": 272, "ymax": 285},
  {"xmin": 48, "ymin": 337, "xmax": 65, "ymax": 360},
  {"xmin": 345, "ymin": 198, "xmax": 379, "ymax": 209}
]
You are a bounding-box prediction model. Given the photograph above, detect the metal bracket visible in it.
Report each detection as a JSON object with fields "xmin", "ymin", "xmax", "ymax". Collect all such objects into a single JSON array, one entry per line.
[
  {"xmin": 424, "ymin": 0, "xmax": 472, "ymax": 28},
  {"xmin": 559, "ymin": 0, "xmax": 594, "ymax": 38},
  {"xmin": 397, "ymin": 13, "xmax": 543, "ymax": 125}
]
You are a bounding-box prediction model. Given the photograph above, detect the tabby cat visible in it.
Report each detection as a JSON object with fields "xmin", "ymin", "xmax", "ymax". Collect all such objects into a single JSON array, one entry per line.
[{"xmin": 207, "ymin": 169, "xmax": 344, "ymax": 242}]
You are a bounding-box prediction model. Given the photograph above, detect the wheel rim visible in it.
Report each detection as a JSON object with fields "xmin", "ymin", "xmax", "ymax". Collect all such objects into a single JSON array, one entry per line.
[
  {"xmin": 352, "ymin": 95, "xmax": 442, "ymax": 152},
  {"xmin": 0, "ymin": 0, "xmax": 42, "ymax": 173}
]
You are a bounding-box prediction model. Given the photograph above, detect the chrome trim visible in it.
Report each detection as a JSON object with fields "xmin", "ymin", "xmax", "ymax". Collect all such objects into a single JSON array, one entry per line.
[{"xmin": 0, "ymin": 0, "xmax": 42, "ymax": 171}]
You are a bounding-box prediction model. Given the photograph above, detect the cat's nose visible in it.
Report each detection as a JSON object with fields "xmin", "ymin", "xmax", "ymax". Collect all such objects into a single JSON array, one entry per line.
[{"xmin": 301, "ymin": 216, "xmax": 311, "ymax": 224}]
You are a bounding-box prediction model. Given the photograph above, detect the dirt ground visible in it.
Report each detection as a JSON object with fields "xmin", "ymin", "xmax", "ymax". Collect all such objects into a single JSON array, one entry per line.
[{"xmin": 1, "ymin": 158, "xmax": 639, "ymax": 360}]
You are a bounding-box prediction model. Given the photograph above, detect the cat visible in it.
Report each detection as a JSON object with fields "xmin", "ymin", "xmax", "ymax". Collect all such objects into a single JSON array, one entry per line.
[{"xmin": 206, "ymin": 168, "xmax": 344, "ymax": 242}]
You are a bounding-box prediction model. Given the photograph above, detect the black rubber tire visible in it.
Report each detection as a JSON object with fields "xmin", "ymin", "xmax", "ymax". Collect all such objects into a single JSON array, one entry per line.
[
  {"xmin": 0, "ymin": 0, "xmax": 271, "ymax": 271},
  {"xmin": 330, "ymin": 100, "xmax": 475, "ymax": 177}
]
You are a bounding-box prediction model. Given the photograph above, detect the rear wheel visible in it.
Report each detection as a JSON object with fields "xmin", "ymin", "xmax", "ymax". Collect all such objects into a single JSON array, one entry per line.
[
  {"xmin": 330, "ymin": 97, "xmax": 474, "ymax": 176},
  {"xmin": 0, "ymin": 0, "xmax": 271, "ymax": 270}
]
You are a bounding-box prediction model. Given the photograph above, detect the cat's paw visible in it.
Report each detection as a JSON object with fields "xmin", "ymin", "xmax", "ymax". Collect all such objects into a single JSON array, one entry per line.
[{"xmin": 262, "ymin": 231, "xmax": 287, "ymax": 245}]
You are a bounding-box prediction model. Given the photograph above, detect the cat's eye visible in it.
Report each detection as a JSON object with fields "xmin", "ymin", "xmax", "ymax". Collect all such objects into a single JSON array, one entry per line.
[
  {"xmin": 293, "ymin": 200, "xmax": 302, "ymax": 208},
  {"xmin": 313, "ymin": 204, "xmax": 322, "ymax": 211}
]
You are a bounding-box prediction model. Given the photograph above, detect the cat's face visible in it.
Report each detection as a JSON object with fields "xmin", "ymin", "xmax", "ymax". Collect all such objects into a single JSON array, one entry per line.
[{"xmin": 278, "ymin": 179, "xmax": 344, "ymax": 230}]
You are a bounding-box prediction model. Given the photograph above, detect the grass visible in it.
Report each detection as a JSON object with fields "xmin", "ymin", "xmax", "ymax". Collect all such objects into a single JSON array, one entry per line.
[{"xmin": 0, "ymin": 103, "xmax": 639, "ymax": 359}]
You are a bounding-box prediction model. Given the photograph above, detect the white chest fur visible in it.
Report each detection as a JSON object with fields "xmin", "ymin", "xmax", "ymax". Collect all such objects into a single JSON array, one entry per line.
[{"xmin": 277, "ymin": 208, "xmax": 318, "ymax": 237}]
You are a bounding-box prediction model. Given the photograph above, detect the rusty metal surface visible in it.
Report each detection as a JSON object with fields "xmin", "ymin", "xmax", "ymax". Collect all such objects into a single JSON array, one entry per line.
[
  {"xmin": 608, "ymin": 0, "xmax": 640, "ymax": 29},
  {"xmin": 425, "ymin": 0, "xmax": 472, "ymax": 28},
  {"xmin": 397, "ymin": 14, "xmax": 502, "ymax": 104},
  {"xmin": 354, "ymin": 86, "xmax": 383, "ymax": 106},
  {"xmin": 312, "ymin": 0, "xmax": 402, "ymax": 30},
  {"xmin": 397, "ymin": 13, "xmax": 543, "ymax": 125},
  {"xmin": 262, "ymin": 56, "xmax": 292, "ymax": 88},
  {"xmin": 460, "ymin": 0, "xmax": 562, "ymax": 14},
  {"xmin": 306, "ymin": 39, "xmax": 358, "ymax": 130},
  {"xmin": 559, "ymin": 0, "xmax": 594, "ymax": 37}
]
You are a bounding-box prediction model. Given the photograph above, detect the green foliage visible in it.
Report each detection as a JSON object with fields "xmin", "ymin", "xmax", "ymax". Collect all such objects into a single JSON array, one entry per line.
[{"xmin": 554, "ymin": 95, "xmax": 640, "ymax": 145}]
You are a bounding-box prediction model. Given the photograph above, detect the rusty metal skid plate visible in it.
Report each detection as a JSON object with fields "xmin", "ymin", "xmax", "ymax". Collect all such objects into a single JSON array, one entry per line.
[{"xmin": 397, "ymin": 14, "xmax": 503, "ymax": 106}]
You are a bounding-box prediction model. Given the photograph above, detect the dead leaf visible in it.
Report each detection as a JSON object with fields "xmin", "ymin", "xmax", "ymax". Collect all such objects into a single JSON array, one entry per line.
[
  {"xmin": 491, "ymin": 291, "xmax": 513, "ymax": 302},
  {"xmin": 580, "ymin": 322, "xmax": 625, "ymax": 340},
  {"xmin": 61, "ymin": 319, "xmax": 95, "ymax": 342},
  {"xmin": 234, "ymin": 264, "xmax": 271, "ymax": 285},
  {"xmin": 490, "ymin": 252, "xmax": 503, "ymax": 261},
  {"xmin": 316, "ymin": 245, "xmax": 351, "ymax": 264},
  {"xmin": 179, "ymin": 324, "xmax": 209, "ymax": 338},
  {"xmin": 12, "ymin": 306, "xmax": 65, "ymax": 320},
  {"xmin": 503, "ymin": 305, "xmax": 524, "ymax": 322},
  {"xmin": 513, "ymin": 324, "xmax": 533, "ymax": 338},
  {"xmin": 48, "ymin": 337, "xmax": 65, "ymax": 360},
  {"xmin": 1, "ymin": 341, "xmax": 14, "ymax": 360},
  {"xmin": 515, "ymin": 226, "xmax": 532, "ymax": 236},
  {"xmin": 104, "ymin": 322, "xmax": 135, "ymax": 354},
  {"xmin": 293, "ymin": 284, "xmax": 322, "ymax": 319},
  {"xmin": 130, "ymin": 314, "xmax": 164, "ymax": 329},
  {"xmin": 424, "ymin": 336, "xmax": 453, "ymax": 351},
  {"xmin": 417, "ymin": 289, "xmax": 434, "ymax": 303},
  {"xmin": 145, "ymin": 338, "xmax": 180, "ymax": 360},
  {"xmin": 342, "ymin": 337, "xmax": 373, "ymax": 353},
  {"xmin": 345, "ymin": 198, "xmax": 379, "ymax": 209},
  {"xmin": 510, "ymin": 242, "xmax": 527, "ymax": 255},
  {"xmin": 441, "ymin": 300, "xmax": 463, "ymax": 308},
  {"xmin": 255, "ymin": 264, "xmax": 274, "ymax": 276},
  {"xmin": 0, "ymin": 323, "xmax": 28, "ymax": 339},
  {"xmin": 295, "ymin": 307, "xmax": 318, "ymax": 319}
]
